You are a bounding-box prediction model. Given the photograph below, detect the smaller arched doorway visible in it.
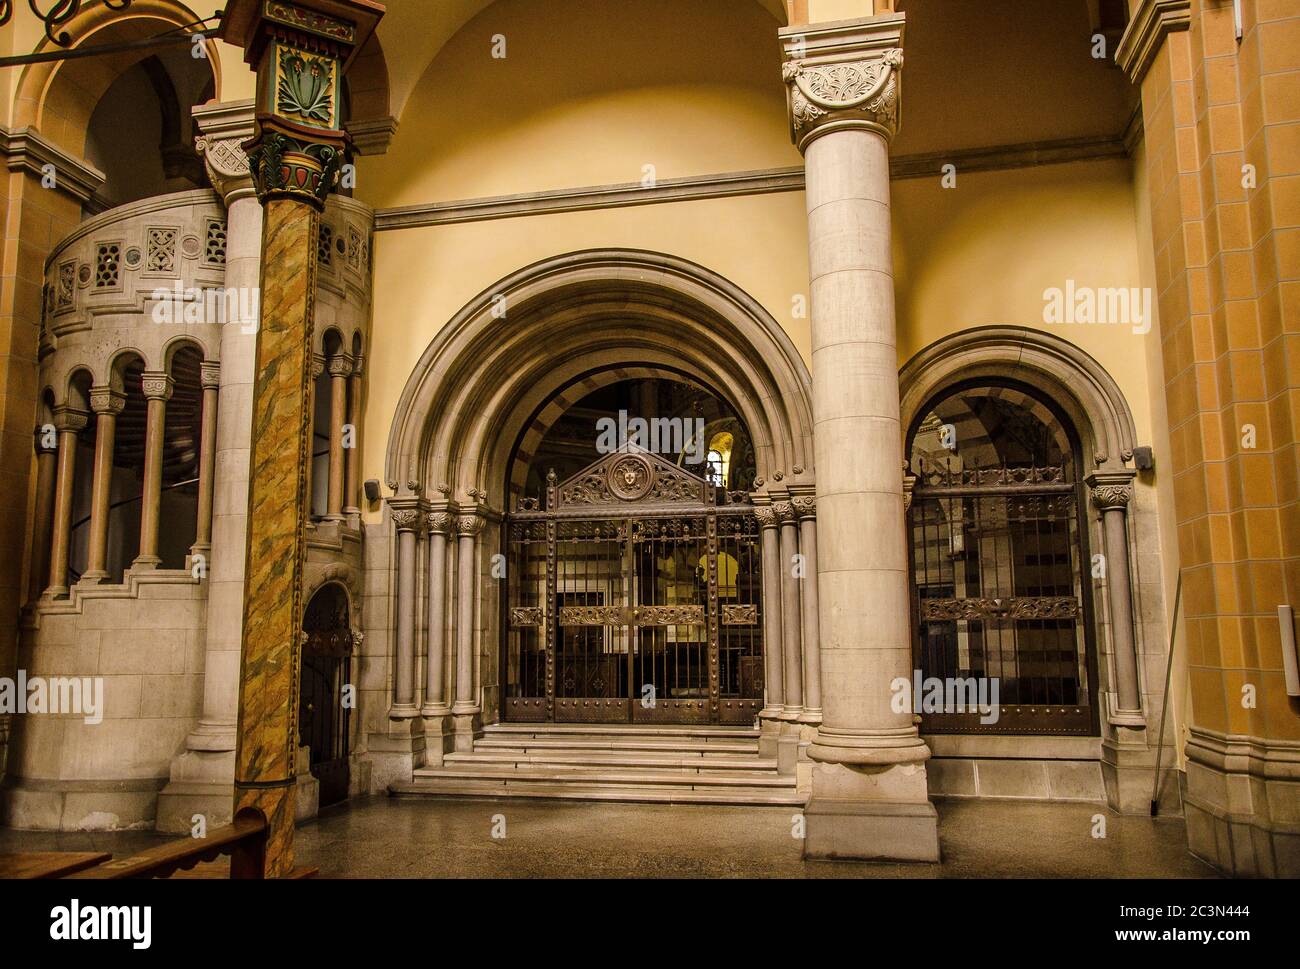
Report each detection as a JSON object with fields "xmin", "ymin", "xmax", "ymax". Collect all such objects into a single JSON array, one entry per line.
[
  {"xmin": 299, "ymin": 584, "xmax": 355, "ymax": 806},
  {"xmin": 502, "ymin": 376, "xmax": 765, "ymax": 725},
  {"xmin": 907, "ymin": 380, "xmax": 1101, "ymax": 736}
]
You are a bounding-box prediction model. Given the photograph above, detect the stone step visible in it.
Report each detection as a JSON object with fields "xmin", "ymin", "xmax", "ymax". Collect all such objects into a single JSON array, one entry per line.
[
  {"xmin": 445, "ymin": 750, "xmax": 775, "ymax": 770},
  {"xmin": 391, "ymin": 779, "xmax": 805, "ymax": 807},
  {"xmin": 474, "ymin": 737, "xmax": 759, "ymax": 755},
  {"xmin": 415, "ymin": 765, "xmax": 793, "ymax": 787},
  {"xmin": 483, "ymin": 723, "xmax": 760, "ymax": 739}
]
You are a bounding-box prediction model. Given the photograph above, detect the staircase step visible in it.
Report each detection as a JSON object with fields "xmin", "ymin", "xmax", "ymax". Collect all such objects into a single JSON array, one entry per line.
[
  {"xmin": 444, "ymin": 751, "xmax": 776, "ymax": 770},
  {"xmin": 474, "ymin": 738, "xmax": 758, "ymax": 755},
  {"xmin": 414, "ymin": 766, "xmax": 793, "ymax": 787},
  {"xmin": 483, "ymin": 723, "xmax": 759, "ymax": 739},
  {"xmin": 391, "ymin": 779, "xmax": 805, "ymax": 807}
]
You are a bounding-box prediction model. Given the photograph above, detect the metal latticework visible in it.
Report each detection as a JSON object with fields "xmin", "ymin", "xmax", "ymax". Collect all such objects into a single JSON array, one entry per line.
[{"xmin": 503, "ymin": 450, "xmax": 764, "ymax": 725}]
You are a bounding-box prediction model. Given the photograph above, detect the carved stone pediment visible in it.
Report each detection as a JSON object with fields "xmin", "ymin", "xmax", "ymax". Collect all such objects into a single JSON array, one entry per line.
[{"xmin": 554, "ymin": 446, "xmax": 712, "ymax": 509}]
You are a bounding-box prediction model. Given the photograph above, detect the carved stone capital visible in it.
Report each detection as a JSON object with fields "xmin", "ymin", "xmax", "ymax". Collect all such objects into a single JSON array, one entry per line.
[
  {"xmin": 51, "ymin": 406, "xmax": 89, "ymax": 435},
  {"xmin": 193, "ymin": 100, "xmax": 258, "ymax": 205},
  {"xmin": 89, "ymin": 386, "xmax": 126, "ymax": 416},
  {"xmin": 390, "ymin": 508, "xmax": 422, "ymax": 533},
  {"xmin": 753, "ymin": 505, "xmax": 779, "ymax": 529},
  {"xmin": 1087, "ymin": 471, "xmax": 1136, "ymax": 512},
  {"xmin": 200, "ymin": 361, "xmax": 222, "ymax": 390},
  {"xmin": 328, "ymin": 354, "xmax": 353, "ymax": 379},
  {"xmin": 426, "ymin": 511, "xmax": 455, "ymax": 536},
  {"xmin": 140, "ymin": 373, "xmax": 174, "ymax": 402},
  {"xmin": 792, "ymin": 496, "xmax": 817, "ymax": 520},
  {"xmin": 773, "ymin": 500, "xmax": 797, "ymax": 524},
  {"xmin": 780, "ymin": 16, "xmax": 905, "ymax": 152},
  {"xmin": 311, "ymin": 355, "xmax": 326, "ymax": 379},
  {"xmin": 457, "ymin": 515, "xmax": 485, "ymax": 538}
]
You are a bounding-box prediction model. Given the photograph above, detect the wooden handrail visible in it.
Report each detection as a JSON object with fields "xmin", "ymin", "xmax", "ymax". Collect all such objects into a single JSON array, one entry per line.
[{"xmin": 65, "ymin": 813, "xmax": 267, "ymax": 880}]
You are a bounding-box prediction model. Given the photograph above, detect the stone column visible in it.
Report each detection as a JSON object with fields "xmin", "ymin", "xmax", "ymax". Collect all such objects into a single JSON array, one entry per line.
[
  {"xmin": 793, "ymin": 495, "xmax": 822, "ymax": 723},
  {"xmin": 192, "ymin": 362, "xmax": 221, "ymax": 557},
  {"xmin": 1087, "ymin": 472, "xmax": 1144, "ymax": 722},
  {"xmin": 452, "ymin": 513, "xmax": 484, "ymax": 749},
  {"xmin": 156, "ymin": 102, "xmax": 263, "ymax": 834},
  {"xmin": 225, "ymin": 0, "xmax": 383, "ymax": 877},
  {"xmin": 422, "ymin": 510, "xmax": 453, "ymax": 765},
  {"xmin": 28, "ymin": 429, "xmax": 59, "ymax": 602},
  {"xmin": 46, "ymin": 407, "xmax": 88, "ymax": 597},
  {"xmin": 390, "ymin": 505, "xmax": 421, "ymax": 718},
  {"xmin": 135, "ymin": 373, "xmax": 173, "ymax": 569},
  {"xmin": 754, "ymin": 502, "xmax": 784, "ymax": 757},
  {"xmin": 344, "ymin": 356, "xmax": 363, "ymax": 521},
  {"xmin": 782, "ymin": 13, "xmax": 938, "ymax": 862},
  {"xmin": 83, "ymin": 387, "xmax": 125, "ymax": 583},
  {"xmin": 774, "ymin": 502, "xmax": 804, "ymax": 716},
  {"xmin": 306, "ymin": 356, "xmax": 324, "ymax": 520},
  {"xmin": 325, "ymin": 354, "xmax": 351, "ymax": 521}
]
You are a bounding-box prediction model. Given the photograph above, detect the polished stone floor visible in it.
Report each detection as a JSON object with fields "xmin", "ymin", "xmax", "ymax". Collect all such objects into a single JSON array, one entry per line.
[{"xmin": 0, "ymin": 796, "xmax": 1219, "ymax": 878}]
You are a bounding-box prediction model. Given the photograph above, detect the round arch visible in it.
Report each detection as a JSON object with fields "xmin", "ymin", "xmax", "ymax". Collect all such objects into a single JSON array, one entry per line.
[
  {"xmin": 386, "ymin": 249, "xmax": 816, "ymax": 510},
  {"xmin": 899, "ymin": 325, "xmax": 1139, "ymax": 475},
  {"xmin": 14, "ymin": 0, "xmax": 220, "ymax": 157}
]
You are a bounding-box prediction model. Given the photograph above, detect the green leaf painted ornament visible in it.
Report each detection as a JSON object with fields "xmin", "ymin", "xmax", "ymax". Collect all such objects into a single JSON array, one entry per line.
[{"xmin": 277, "ymin": 47, "xmax": 335, "ymax": 125}]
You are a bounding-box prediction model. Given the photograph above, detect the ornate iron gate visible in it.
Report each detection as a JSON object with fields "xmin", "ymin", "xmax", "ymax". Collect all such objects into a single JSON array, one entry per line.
[
  {"xmin": 909, "ymin": 460, "xmax": 1099, "ymax": 735},
  {"xmin": 299, "ymin": 586, "xmax": 354, "ymax": 806},
  {"xmin": 503, "ymin": 450, "xmax": 763, "ymax": 725}
]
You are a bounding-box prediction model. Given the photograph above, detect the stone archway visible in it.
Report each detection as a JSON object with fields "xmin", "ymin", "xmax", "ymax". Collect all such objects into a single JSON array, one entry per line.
[{"xmin": 381, "ymin": 249, "xmax": 818, "ymax": 759}]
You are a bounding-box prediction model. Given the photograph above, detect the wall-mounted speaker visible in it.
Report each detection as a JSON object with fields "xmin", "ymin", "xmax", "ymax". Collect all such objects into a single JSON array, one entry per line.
[{"xmin": 363, "ymin": 479, "xmax": 381, "ymax": 503}]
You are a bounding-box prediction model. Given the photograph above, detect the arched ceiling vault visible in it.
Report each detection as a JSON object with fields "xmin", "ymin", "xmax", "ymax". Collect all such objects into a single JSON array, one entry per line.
[{"xmin": 375, "ymin": 0, "xmax": 788, "ymax": 123}]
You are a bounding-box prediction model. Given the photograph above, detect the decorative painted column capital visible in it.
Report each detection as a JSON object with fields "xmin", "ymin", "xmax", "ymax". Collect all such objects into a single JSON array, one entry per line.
[
  {"xmin": 1087, "ymin": 471, "xmax": 1137, "ymax": 512},
  {"xmin": 780, "ymin": 14, "xmax": 906, "ymax": 152},
  {"xmin": 200, "ymin": 361, "xmax": 222, "ymax": 390},
  {"xmin": 141, "ymin": 372, "xmax": 175, "ymax": 402},
  {"xmin": 89, "ymin": 386, "xmax": 126, "ymax": 416}
]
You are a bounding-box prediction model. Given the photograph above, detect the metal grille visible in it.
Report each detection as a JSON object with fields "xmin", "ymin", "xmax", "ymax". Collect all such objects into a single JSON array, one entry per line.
[
  {"xmin": 909, "ymin": 459, "xmax": 1098, "ymax": 735},
  {"xmin": 503, "ymin": 450, "xmax": 764, "ymax": 725}
]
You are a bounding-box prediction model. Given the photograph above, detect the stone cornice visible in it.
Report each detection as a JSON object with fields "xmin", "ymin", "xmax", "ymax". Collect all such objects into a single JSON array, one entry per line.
[
  {"xmin": 346, "ymin": 116, "xmax": 399, "ymax": 155},
  {"xmin": 0, "ymin": 125, "xmax": 105, "ymax": 205},
  {"xmin": 779, "ymin": 13, "xmax": 906, "ymax": 152},
  {"xmin": 1115, "ymin": 0, "xmax": 1191, "ymax": 85}
]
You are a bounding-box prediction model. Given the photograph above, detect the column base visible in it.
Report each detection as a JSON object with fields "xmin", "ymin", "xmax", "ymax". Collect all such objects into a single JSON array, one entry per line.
[
  {"xmin": 364, "ymin": 720, "xmax": 426, "ymax": 794},
  {"xmin": 758, "ymin": 713, "xmax": 784, "ymax": 758},
  {"xmin": 77, "ymin": 571, "xmax": 108, "ymax": 585},
  {"xmin": 131, "ymin": 556, "xmax": 161, "ymax": 571},
  {"xmin": 1101, "ymin": 728, "xmax": 1177, "ymax": 815},
  {"xmin": 155, "ymin": 746, "xmax": 236, "ymax": 834},
  {"xmin": 801, "ymin": 761, "xmax": 939, "ymax": 863},
  {"xmin": 421, "ymin": 710, "xmax": 453, "ymax": 767},
  {"xmin": 452, "ymin": 711, "xmax": 482, "ymax": 752}
]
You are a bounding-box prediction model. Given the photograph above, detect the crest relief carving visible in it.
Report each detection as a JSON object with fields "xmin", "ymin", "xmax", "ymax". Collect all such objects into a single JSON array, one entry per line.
[{"xmin": 555, "ymin": 447, "xmax": 709, "ymax": 509}]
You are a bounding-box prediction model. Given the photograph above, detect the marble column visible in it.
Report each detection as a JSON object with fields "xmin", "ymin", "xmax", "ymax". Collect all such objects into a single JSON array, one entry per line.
[
  {"xmin": 155, "ymin": 102, "xmax": 263, "ymax": 834},
  {"xmin": 793, "ymin": 495, "xmax": 822, "ymax": 723},
  {"xmin": 28, "ymin": 429, "xmax": 58, "ymax": 602},
  {"xmin": 390, "ymin": 505, "xmax": 421, "ymax": 718},
  {"xmin": 422, "ymin": 511, "xmax": 454, "ymax": 765},
  {"xmin": 325, "ymin": 354, "xmax": 351, "ymax": 521},
  {"xmin": 1087, "ymin": 472, "xmax": 1144, "ymax": 723},
  {"xmin": 344, "ymin": 356, "xmax": 363, "ymax": 521},
  {"xmin": 83, "ymin": 387, "xmax": 125, "ymax": 583},
  {"xmin": 225, "ymin": 0, "xmax": 382, "ymax": 877},
  {"xmin": 754, "ymin": 502, "xmax": 784, "ymax": 757},
  {"xmin": 775, "ymin": 501, "xmax": 804, "ymax": 720},
  {"xmin": 452, "ymin": 513, "xmax": 484, "ymax": 749},
  {"xmin": 46, "ymin": 407, "xmax": 88, "ymax": 597},
  {"xmin": 192, "ymin": 362, "xmax": 221, "ymax": 557},
  {"xmin": 135, "ymin": 373, "xmax": 173, "ymax": 569},
  {"xmin": 782, "ymin": 13, "xmax": 938, "ymax": 862}
]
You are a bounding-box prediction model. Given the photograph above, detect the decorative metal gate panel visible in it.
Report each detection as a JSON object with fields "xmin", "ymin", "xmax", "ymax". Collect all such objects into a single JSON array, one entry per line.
[
  {"xmin": 909, "ymin": 461, "xmax": 1099, "ymax": 735},
  {"xmin": 503, "ymin": 449, "xmax": 764, "ymax": 725}
]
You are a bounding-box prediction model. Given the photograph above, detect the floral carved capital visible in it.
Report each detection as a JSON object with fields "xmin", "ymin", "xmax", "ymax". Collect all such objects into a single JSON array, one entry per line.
[
  {"xmin": 1090, "ymin": 484, "xmax": 1133, "ymax": 511},
  {"xmin": 783, "ymin": 48, "xmax": 903, "ymax": 149}
]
